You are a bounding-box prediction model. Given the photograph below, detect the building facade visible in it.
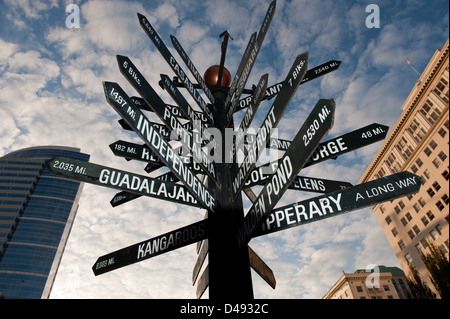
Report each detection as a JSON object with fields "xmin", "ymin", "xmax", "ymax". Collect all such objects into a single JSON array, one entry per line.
[
  {"xmin": 323, "ymin": 266, "xmax": 410, "ymax": 299},
  {"xmin": 0, "ymin": 146, "xmax": 89, "ymax": 299},
  {"xmin": 359, "ymin": 39, "xmax": 449, "ymax": 297}
]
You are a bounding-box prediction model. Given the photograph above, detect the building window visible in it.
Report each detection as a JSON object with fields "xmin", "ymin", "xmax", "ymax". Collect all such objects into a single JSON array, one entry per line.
[
  {"xmin": 442, "ymin": 194, "xmax": 449, "ymax": 205},
  {"xmin": 438, "ymin": 151, "xmax": 447, "ymax": 162},
  {"xmin": 411, "ymin": 164, "xmax": 418, "ymax": 173},
  {"xmin": 395, "ymin": 206, "xmax": 401, "ymax": 214},
  {"xmin": 426, "ymin": 210, "xmax": 435, "ymax": 221},
  {"xmin": 356, "ymin": 286, "xmax": 363, "ymax": 292},
  {"xmin": 427, "ymin": 188, "xmax": 435, "ymax": 198},
  {"xmin": 386, "ymin": 216, "xmax": 392, "ymax": 225},
  {"xmin": 383, "ymin": 285, "xmax": 390, "ymax": 291},
  {"xmin": 413, "ymin": 225, "xmax": 420, "ymax": 235},
  {"xmin": 415, "ymin": 158, "xmax": 423, "ymax": 168},
  {"xmin": 405, "ymin": 253, "xmax": 413, "ymax": 264},
  {"xmin": 380, "ymin": 205, "xmax": 386, "ymax": 214},
  {"xmin": 442, "ymin": 170, "xmax": 449, "ymax": 181},
  {"xmin": 436, "ymin": 224, "xmax": 443, "ymax": 235},
  {"xmin": 433, "ymin": 158, "xmax": 441, "ymax": 169},
  {"xmin": 421, "ymin": 216, "xmax": 429, "ymax": 226},
  {"xmin": 398, "ymin": 240, "xmax": 406, "ymax": 250},
  {"xmin": 418, "ymin": 198, "xmax": 426, "ymax": 207},
  {"xmin": 438, "ymin": 127, "xmax": 447, "ymax": 138},
  {"xmin": 432, "ymin": 181, "xmax": 441, "ymax": 191},
  {"xmin": 430, "ymin": 229, "xmax": 439, "ymax": 240},
  {"xmin": 401, "ymin": 217, "xmax": 408, "ymax": 226},
  {"xmin": 436, "ymin": 200, "xmax": 445, "ymax": 211},
  {"xmin": 429, "ymin": 140, "xmax": 438, "ymax": 150},
  {"xmin": 416, "ymin": 243, "xmax": 423, "ymax": 254},
  {"xmin": 420, "ymin": 238, "xmax": 429, "ymax": 249},
  {"xmin": 399, "ymin": 201, "xmax": 405, "ymax": 209},
  {"xmin": 424, "ymin": 147, "xmax": 432, "ymax": 157},
  {"xmin": 408, "ymin": 230, "xmax": 415, "ymax": 239},
  {"xmin": 413, "ymin": 203, "xmax": 421, "ymax": 213},
  {"xmin": 406, "ymin": 212, "xmax": 413, "ymax": 221},
  {"xmin": 423, "ymin": 169, "xmax": 431, "ymax": 180},
  {"xmin": 392, "ymin": 227, "xmax": 398, "ymax": 237}
]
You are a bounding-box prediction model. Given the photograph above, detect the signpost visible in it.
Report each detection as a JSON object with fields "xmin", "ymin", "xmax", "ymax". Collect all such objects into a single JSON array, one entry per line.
[
  {"xmin": 45, "ymin": 0, "xmax": 422, "ymax": 300},
  {"xmin": 45, "ymin": 156, "xmax": 201, "ymax": 208},
  {"xmin": 138, "ymin": 13, "xmax": 215, "ymax": 126},
  {"xmin": 103, "ymin": 81, "xmax": 217, "ymax": 212},
  {"xmin": 93, "ymin": 220, "xmax": 208, "ymax": 276},
  {"xmin": 224, "ymin": 0, "xmax": 276, "ymax": 125},
  {"xmin": 231, "ymin": 52, "xmax": 309, "ymax": 198},
  {"xmin": 236, "ymin": 60, "xmax": 341, "ymax": 111},
  {"xmin": 237, "ymin": 99, "xmax": 336, "ymax": 246},
  {"xmin": 254, "ymin": 171, "xmax": 421, "ymax": 237},
  {"xmin": 116, "ymin": 55, "xmax": 218, "ymax": 184}
]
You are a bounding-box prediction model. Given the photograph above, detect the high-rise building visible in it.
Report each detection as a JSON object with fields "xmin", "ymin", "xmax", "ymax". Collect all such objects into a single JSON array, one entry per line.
[
  {"xmin": 359, "ymin": 39, "xmax": 449, "ymax": 297},
  {"xmin": 322, "ymin": 266, "xmax": 410, "ymax": 299},
  {"xmin": 0, "ymin": 146, "xmax": 89, "ymax": 299}
]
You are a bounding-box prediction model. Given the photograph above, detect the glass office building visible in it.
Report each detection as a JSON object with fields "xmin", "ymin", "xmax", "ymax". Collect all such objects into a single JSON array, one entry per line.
[{"xmin": 0, "ymin": 146, "xmax": 89, "ymax": 299}]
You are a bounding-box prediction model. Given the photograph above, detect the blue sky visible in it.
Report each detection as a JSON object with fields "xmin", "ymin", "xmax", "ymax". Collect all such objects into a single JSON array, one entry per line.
[{"xmin": 0, "ymin": 0, "xmax": 448, "ymax": 299}]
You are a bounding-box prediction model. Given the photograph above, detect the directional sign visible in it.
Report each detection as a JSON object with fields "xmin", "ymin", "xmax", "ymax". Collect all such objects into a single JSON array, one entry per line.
[
  {"xmin": 119, "ymin": 119, "xmax": 175, "ymax": 141},
  {"xmin": 131, "ymin": 95, "xmax": 209, "ymax": 124},
  {"xmin": 93, "ymin": 220, "xmax": 208, "ymax": 276},
  {"xmin": 192, "ymin": 239, "xmax": 208, "ymax": 285},
  {"xmin": 109, "ymin": 140, "xmax": 204, "ymax": 175},
  {"xmin": 170, "ymin": 35, "xmax": 215, "ymax": 104},
  {"xmin": 237, "ymin": 99, "xmax": 336, "ymax": 247},
  {"xmin": 304, "ymin": 123, "xmax": 389, "ymax": 168},
  {"xmin": 225, "ymin": 31, "xmax": 256, "ymax": 115},
  {"xmin": 138, "ymin": 13, "xmax": 215, "ymax": 126},
  {"xmin": 196, "ymin": 264, "xmax": 209, "ymax": 299},
  {"xmin": 236, "ymin": 60, "xmax": 342, "ymax": 111},
  {"xmin": 241, "ymin": 123, "xmax": 389, "ymax": 189},
  {"xmin": 160, "ymin": 74, "xmax": 217, "ymax": 151},
  {"xmin": 110, "ymin": 171, "xmax": 178, "ymax": 207},
  {"xmin": 103, "ymin": 81, "xmax": 217, "ymax": 212},
  {"xmin": 116, "ymin": 55, "xmax": 218, "ymax": 184},
  {"xmin": 46, "ymin": 156, "xmax": 201, "ymax": 208},
  {"xmin": 244, "ymin": 164, "xmax": 353, "ymax": 193},
  {"xmin": 228, "ymin": 73, "xmax": 268, "ymax": 163},
  {"xmin": 248, "ymin": 245, "xmax": 276, "ymax": 289},
  {"xmin": 231, "ymin": 52, "xmax": 309, "ymax": 198},
  {"xmin": 255, "ymin": 171, "xmax": 422, "ymax": 237},
  {"xmin": 225, "ymin": 0, "xmax": 276, "ymax": 125}
]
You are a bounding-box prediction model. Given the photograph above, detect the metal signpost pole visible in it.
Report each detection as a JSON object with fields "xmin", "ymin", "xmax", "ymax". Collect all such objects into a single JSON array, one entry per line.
[{"xmin": 206, "ymin": 84, "xmax": 254, "ymax": 300}]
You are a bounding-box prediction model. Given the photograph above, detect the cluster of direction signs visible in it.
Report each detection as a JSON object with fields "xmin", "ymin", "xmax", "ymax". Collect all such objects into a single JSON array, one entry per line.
[{"xmin": 45, "ymin": 0, "xmax": 421, "ymax": 298}]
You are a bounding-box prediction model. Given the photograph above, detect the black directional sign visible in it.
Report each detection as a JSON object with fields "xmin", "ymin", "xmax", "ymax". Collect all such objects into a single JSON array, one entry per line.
[
  {"xmin": 110, "ymin": 171, "xmax": 178, "ymax": 207},
  {"xmin": 229, "ymin": 73, "xmax": 268, "ymax": 163},
  {"xmin": 225, "ymin": 31, "xmax": 256, "ymax": 115},
  {"xmin": 117, "ymin": 55, "xmax": 218, "ymax": 184},
  {"xmin": 241, "ymin": 123, "xmax": 389, "ymax": 188},
  {"xmin": 170, "ymin": 35, "xmax": 215, "ymax": 104},
  {"xmin": 236, "ymin": 60, "xmax": 341, "ymax": 111},
  {"xmin": 103, "ymin": 81, "xmax": 217, "ymax": 212},
  {"xmin": 93, "ymin": 220, "xmax": 208, "ymax": 276},
  {"xmin": 45, "ymin": 156, "xmax": 201, "ymax": 208},
  {"xmin": 304, "ymin": 123, "xmax": 389, "ymax": 168},
  {"xmin": 254, "ymin": 171, "xmax": 421, "ymax": 237},
  {"xmin": 232, "ymin": 52, "xmax": 309, "ymax": 198},
  {"xmin": 237, "ymin": 99, "xmax": 336, "ymax": 247},
  {"xmin": 225, "ymin": 0, "xmax": 276, "ymax": 125},
  {"xmin": 160, "ymin": 74, "xmax": 218, "ymax": 152},
  {"xmin": 138, "ymin": 13, "xmax": 215, "ymax": 126},
  {"xmin": 244, "ymin": 164, "xmax": 353, "ymax": 193}
]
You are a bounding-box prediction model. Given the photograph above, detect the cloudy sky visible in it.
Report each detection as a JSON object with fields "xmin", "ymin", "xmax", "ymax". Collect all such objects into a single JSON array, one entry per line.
[{"xmin": 0, "ymin": 0, "xmax": 448, "ymax": 299}]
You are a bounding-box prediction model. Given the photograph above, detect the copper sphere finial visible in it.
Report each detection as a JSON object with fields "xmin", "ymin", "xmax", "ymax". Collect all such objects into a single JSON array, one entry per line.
[{"xmin": 203, "ymin": 65, "xmax": 232, "ymax": 87}]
